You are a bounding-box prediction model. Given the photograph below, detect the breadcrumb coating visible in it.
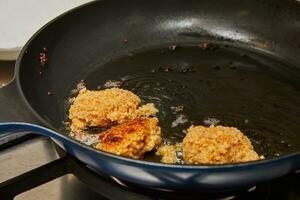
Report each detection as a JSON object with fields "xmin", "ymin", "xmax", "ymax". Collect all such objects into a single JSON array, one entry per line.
[
  {"xmin": 183, "ymin": 125, "xmax": 261, "ymax": 164},
  {"xmin": 69, "ymin": 87, "xmax": 158, "ymax": 132},
  {"xmin": 156, "ymin": 145, "xmax": 177, "ymax": 164},
  {"xmin": 68, "ymin": 86, "xmax": 262, "ymax": 165},
  {"xmin": 96, "ymin": 118, "xmax": 161, "ymax": 159}
]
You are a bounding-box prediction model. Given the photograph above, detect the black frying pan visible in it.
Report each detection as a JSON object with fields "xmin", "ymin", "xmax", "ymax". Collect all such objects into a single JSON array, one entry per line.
[{"xmin": 1, "ymin": 0, "xmax": 300, "ymax": 191}]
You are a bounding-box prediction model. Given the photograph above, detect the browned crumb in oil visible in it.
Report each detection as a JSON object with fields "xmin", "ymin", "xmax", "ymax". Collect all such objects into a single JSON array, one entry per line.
[
  {"xmin": 202, "ymin": 42, "xmax": 209, "ymax": 49},
  {"xmin": 39, "ymin": 47, "xmax": 48, "ymax": 67},
  {"xmin": 168, "ymin": 45, "xmax": 177, "ymax": 51},
  {"xmin": 156, "ymin": 145, "xmax": 177, "ymax": 164},
  {"xmin": 156, "ymin": 143, "xmax": 182, "ymax": 164},
  {"xmin": 170, "ymin": 105, "xmax": 184, "ymax": 113},
  {"xmin": 103, "ymin": 80, "xmax": 123, "ymax": 88},
  {"xmin": 200, "ymin": 42, "xmax": 219, "ymax": 51}
]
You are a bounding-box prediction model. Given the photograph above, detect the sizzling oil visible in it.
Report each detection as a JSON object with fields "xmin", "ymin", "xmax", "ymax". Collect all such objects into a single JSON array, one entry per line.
[{"xmin": 72, "ymin": 43, "xmax": 300, "ymax": 161}]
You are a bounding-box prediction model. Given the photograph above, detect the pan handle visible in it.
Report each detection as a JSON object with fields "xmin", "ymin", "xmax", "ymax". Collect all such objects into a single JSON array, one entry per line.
[
  {"xmin": 0, "ymin": 122, "xmax": 70, "ymax": 144},
  {"xmin": 0, "ymin": 122, "xmax": 95, "ymax": 167},
  {"xmin": 0, "ymin": 80, "xmax": 46, "ymax": 143},
  {"xmin": 0, "ymin": 80, "xmax": 40, "ymax": 123}
]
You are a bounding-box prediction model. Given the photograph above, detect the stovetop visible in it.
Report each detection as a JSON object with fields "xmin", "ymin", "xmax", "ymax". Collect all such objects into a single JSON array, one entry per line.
[
  {"xmin": 1, "ymin": 136, "xmax": 300, "ymax": 200},
  {"xmin": 0, "ymin": 61, "xmax": 105, "ymax": 200},
  {"xmin": 1, "ymin": 61, "xmax": 300, "ymax": 200},
  {"xmin": 0, "ymin": 137, "xmax": 106, "ymax": 200}
]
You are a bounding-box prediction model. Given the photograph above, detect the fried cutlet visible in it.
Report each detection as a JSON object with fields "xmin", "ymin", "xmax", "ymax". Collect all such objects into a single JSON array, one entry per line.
[
  {"xmin": 182, "ymin": 125, "xmax": 262, "ymax": 164},
  {"xmin": 96, "ymin": 118, "xmax": 161, "ymax": 159},
  {"xmin": 69, "ymin": 87, "xmax": 158, "ymax": 132}
]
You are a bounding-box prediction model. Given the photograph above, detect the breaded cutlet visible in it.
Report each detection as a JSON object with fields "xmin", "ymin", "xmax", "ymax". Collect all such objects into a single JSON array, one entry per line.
[
  {"xmin": 96, "ymin": 118, "xmax": 161, "ymax": 159},
  {"xmin": 182, "ymin": 125, "xmax": 262, "ymax": 164},
  {"xmin": 68, "ymin": 87, "xmax": 158, "ymax": 132}
]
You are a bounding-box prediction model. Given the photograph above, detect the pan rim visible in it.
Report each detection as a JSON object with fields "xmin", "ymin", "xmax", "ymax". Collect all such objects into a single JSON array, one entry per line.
[{"xmin": 13, "ymin": 0, "xmax": 300, "ymax": 170}]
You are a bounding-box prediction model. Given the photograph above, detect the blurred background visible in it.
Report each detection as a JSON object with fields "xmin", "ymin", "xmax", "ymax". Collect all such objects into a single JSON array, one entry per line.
[
  {"xmin": 0, "ymin": 0, "xmax": 92, "ymax": 60},
  {"xmin": 0, "ymin": 0, "xmax": 92, "ymax": 87}
]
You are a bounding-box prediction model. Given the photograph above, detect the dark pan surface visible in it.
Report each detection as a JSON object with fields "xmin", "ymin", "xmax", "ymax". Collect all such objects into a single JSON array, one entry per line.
[
  {"xmin": 15, "ymin": 0, "xmax": 300, "ymax": 165},
  {"xmin": 6, "ymin": 0, "xmax": 300, "ymax": 190},
  {"xmin": 73, "ymin": 43, "xmax": 300, "ymax": 162}
]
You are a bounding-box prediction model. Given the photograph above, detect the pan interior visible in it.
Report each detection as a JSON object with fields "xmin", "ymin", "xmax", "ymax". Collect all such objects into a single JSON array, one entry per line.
[{"xmin": 65, "ymin": 43, "xmax": 300, "ymax": 162}]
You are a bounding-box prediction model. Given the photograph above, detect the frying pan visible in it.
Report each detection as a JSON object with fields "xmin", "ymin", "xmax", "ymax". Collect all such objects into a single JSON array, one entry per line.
[{"xmin": 1, "ymin": 0, "xmax": 300, "ymax": 191}]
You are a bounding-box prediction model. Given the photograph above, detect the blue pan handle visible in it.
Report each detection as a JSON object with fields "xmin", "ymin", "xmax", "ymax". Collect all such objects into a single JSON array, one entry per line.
[
  {"xmin": 0, "ymin": 72, "xmax": 87, "ymax": 156},
  {"xmin": 0, "ymin": 122, "xmax": 69, "ymax": 143},
  {"xmin": 0, "ymin": 80, "xmax": 40, "ymax": 123},
  {"xmin": 0, "ymin": 80, "xmax": 43, "ymax": 143},
  {"xmin": 0, "ymin": 80, "xmax": 83, "ymax": 154}
]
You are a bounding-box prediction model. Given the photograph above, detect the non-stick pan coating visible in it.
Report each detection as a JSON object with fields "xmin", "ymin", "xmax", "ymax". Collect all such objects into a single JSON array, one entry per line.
[
  {"xmin": 16, "ymin": 0, "xmax": 300, "ymax": 162},
  {"xmin": 67, "ymin": 43, "xmax": 300, "ymax": 162},
  {"xmin": 7, "ymin": 0, "xmax": 300, "ymax": 190}
]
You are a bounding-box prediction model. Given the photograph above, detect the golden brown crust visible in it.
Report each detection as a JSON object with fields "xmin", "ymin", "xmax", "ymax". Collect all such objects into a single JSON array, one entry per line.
[
  {"xmin": 183, "ymin": 125, "xmax": 261, "ymax": 164},
  {"xmin": 156, "ymin": 145, "xmax": 177, "ymax": 164},
  {"xmin": 68, "ymin": 88, "xmax": 158, "ymax": 132},
  {"xmin": 96, "ymin": 118, "xmax": 161, "ymax": 159}
]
